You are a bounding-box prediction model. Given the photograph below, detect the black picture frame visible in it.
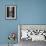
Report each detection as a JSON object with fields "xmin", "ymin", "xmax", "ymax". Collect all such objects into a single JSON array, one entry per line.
[{"xmin": 5, "ymin": 5, "xmax": 16, "ymax": 20}]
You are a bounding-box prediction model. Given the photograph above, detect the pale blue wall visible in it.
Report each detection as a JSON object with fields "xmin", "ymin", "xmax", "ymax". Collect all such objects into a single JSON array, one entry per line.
[{"xmin": 0, "ymin": 0, "xmax": 46, "ymax": 44}]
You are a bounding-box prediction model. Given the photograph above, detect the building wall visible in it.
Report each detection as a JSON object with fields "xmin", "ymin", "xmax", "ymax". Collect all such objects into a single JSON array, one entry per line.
[{"xmin": 0, "ymin": 0, "xmax": 46, "ymax": 44}]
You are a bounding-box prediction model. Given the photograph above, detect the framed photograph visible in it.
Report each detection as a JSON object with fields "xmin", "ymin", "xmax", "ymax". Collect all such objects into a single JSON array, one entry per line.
[
  {"xmin": 5, "ymin": 5, "xmax": 16, "ymax": 20},
  {"xmin": 18, "ymin": 24, "xmax": 46, "ymax": 42}
]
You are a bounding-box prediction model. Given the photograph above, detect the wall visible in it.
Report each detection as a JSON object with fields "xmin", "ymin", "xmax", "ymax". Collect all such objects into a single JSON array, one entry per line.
[{"xmin": 0, "ymin": 0, "xmax": 46, "ymax": 44}]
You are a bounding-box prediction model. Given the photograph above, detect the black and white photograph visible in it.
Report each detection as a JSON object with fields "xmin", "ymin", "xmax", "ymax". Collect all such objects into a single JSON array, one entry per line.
[{"xmin": 5, "ymin": 5, "xmax": 16, "ymax": 20}]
